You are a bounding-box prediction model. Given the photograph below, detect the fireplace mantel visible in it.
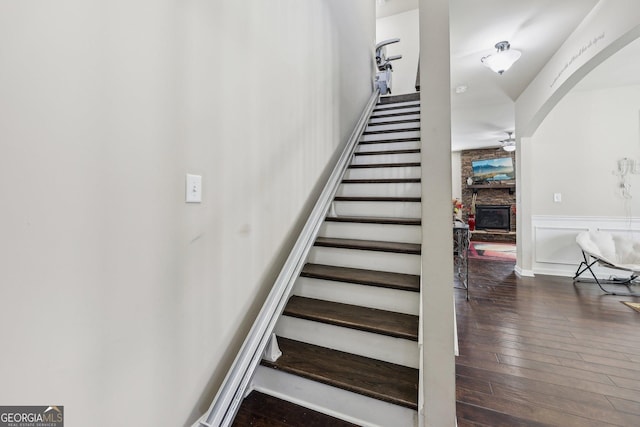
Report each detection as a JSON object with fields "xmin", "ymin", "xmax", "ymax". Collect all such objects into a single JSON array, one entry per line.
[{"xmin": 467, "ymin": 182, "xmax": 515, "ymax": 194}]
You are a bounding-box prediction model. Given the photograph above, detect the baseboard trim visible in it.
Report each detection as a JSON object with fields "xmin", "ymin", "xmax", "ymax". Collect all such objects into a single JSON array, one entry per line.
[{"xmin": 514, "ymin": 265, "xmax": 534, "ymax": 277}]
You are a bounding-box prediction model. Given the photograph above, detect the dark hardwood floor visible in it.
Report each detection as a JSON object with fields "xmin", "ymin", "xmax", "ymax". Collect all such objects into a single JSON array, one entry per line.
[{"xmin": 456, "ymin": 258, "xmax": 640, "ymax": 427}]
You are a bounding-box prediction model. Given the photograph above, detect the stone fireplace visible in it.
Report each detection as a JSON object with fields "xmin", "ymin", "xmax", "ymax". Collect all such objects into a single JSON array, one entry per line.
[{"xmin": 461, "ymin": 148, "xmax": 516, "ymax": 242}]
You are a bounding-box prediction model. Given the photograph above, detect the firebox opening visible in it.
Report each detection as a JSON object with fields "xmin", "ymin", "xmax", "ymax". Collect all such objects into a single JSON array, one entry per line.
[{"xmin": 475, "ymin": 205, "xmax": 511, "ymax": 231}]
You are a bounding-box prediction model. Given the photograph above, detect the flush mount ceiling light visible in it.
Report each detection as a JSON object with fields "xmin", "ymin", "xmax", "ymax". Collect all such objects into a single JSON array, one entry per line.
[
  {"xmin": 501, "ymin": 131, "xmax": 516, "ymax": 152},
  {"xmin": 481, "ymin": 41, "xmax": 521, "ymax": 75}
]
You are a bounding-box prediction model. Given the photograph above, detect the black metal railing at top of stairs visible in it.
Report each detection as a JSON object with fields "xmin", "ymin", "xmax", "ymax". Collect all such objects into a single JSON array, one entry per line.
[{"xmin": 193, "ymin": 90, "xmax": 381, "ymax": 427}]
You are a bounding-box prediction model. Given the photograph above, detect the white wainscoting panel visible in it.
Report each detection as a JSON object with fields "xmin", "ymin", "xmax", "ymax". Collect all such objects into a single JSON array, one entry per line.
[
  {"xmin": 534, "ymin": 226, "xmax": 588, "ymax": 265},
  {"xmin": 532, "ymin": 216, "xmax": 640, "ymax": 277}
]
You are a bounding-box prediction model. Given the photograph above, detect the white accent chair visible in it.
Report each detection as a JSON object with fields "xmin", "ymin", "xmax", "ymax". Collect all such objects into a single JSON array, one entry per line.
[{"xmin": 574, "ymin": 231, "xmax": 640, "ymax": 296}]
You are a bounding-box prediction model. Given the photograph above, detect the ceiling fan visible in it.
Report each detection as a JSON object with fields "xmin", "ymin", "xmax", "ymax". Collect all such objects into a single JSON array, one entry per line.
[{"xmin": 500, "ymin": 131, "xmax": 516, "ymax": 152}]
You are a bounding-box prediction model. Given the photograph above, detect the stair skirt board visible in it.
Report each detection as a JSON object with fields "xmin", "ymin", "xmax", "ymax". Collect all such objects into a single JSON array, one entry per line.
[
  {"xmin": 370, "ymin": 107, "xmax": 420, "ymax": 117},
  {"xmin": 356, "ymin": 140, "xmax": 421, "ymax": 153},
  {"xmin": 343, "ymin": 166, "xmax": 421, "ymax": 180},
  {"xmin": 331, "ymin": 200, "xmax": 421, "ymax": 218},
  {"xmin": 307, "ymin": 246, "xmax": 420, "ymax": 275},
  {"xmin": 293, "ymin": 276, "xmax": 419, "ymax": 315},
  {"xmin": 318, "ymin": 221, "xmax": 421, "ymax": 244},
  {"xmin": 351, "ymin": 152, "xmax": 422, "ymax": 165},
  {"xmin": 251, "ymin": 366, "xmax": 418, "ymax": 427},
  {"xmin": 369, "ymin": 114, "xmax": 420, "ymax": 124},
  {"xmin": 275, "ymin": 315, "xmax": 419, "ymax": 368},
  {"xmin": 336, "ymin": 182, "xmax": 421, "ymax": 198},
  {"xmin": 361, "ymin": 131, "xmax": 420, "ymax": 142}
]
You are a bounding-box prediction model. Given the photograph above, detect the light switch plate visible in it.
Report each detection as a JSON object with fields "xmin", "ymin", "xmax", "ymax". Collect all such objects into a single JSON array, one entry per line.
[
  {"xmin": 186, "ymin": 174, "xmax": 202, "ymax": 203},
  {"xmin": 553, "ymin": 193, "xmax": 562, "ymax": 202}
]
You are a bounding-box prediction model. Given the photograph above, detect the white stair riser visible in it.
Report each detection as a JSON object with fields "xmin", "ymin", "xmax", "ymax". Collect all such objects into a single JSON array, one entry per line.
[
  {"xmin": 352, "ymin": 153, "xmax": 421, "ymax": 165},
  {"xmin": 371, "ymin": 106, "xmax": 420, "ymax": 117},
  {"xmin": 357, "ymin": 141, "xmax": 421, "ymax": 153},
  {"xmin": 361, "ymin": 131, "xmax": 420, "ymax": 142},
  {"xmin": 336, "ymin": 182, "xmax": 421, "ymax": 198},
  {"xmin": 332, "ymin": 201, "xmax": 421, "ymax": 218},
  {"xmin": 343, "ymin": 166, "xmax": 421, "ymax": 180},
  {"xmin": 276, "ymin": 316, "xmax": 419, "ymax": 368},
  {"xmin": 252, "ymin": 366, "xmax": 418, "ymax": 427},
  {"xmin": 365, "ymin": 122, "xmax": 420, "ymax": 133},
  {"xmin": 369, "ymin": 114, "xmax": 420, "ymax": 124},
  {"xmin": 293, "ymin": 276, "xmax": 420, "ymax": 315},
  {"xmin": 319, "ymin": 221, "xmax": 421, "ymax": 243},
  {"xmin": 376, "ymin": 100, "xmax": 420, "ymax": 109},
  {"xmin": 308, "ymin": 246, "xmax": 420, "ymax": 275}
]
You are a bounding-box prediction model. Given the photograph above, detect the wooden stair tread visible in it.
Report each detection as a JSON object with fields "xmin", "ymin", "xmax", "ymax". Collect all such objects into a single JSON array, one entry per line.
[
  {"xmin": 374, "ymin": 103, "xmax": 420, "ymax": 112},
  {"xmin": 349, "ymin": 162, "xmax": 420, "ymax": 169},
  {"xmin": 334, "ymin": 196, "xmax": 421, "ymax": 202},
  {"xmin": 233, "ymin": 391, "xmax": 359, "ymax": 427},
  {"xmin": 301, "ymin": 263, "xmax": 420, "ymax": 292},
  {"xmin": 359, "ymin": 137, "xmax": 420, "ymax": 144},
  {"xmin": 354, "ymin": 148, "xmax": 420, "ymax": 155},
  {"xmin": 362, "ymin": 127, "xmax": 421, "ymax": 135},
  {"xmin": 342, "ymin": 178, "xmax": 420, "ymax": 184},
  {"xmin": 284, "ymin": 296, "xmax": 418, "ymax": 340},
  {"xmin": 262, "ymin": 337, "xmax": 419, "ymax": 409},
  {"xmin": 314, "ymin": 236, "xmax": 421, "ymax": 254},
  {"xmin": 378, "ymin": 93, "xmax": 420, "ymax": 104},
  {"xmin": 325, "ymin": 215, "xmax": 420, "ymax": 225},
  {"xmin": 367, "ymin": 118, "xmax": 420, "ymax": 126},
  {"xmin": 369, "ymin": 112, "xmax": 421, "ymax": 119}
]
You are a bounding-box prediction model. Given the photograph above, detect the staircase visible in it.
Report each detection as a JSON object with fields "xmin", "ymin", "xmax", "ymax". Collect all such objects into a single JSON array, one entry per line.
[{"xmin": 236, "ymin": 94, "xmax": 422, "ymax": 426}]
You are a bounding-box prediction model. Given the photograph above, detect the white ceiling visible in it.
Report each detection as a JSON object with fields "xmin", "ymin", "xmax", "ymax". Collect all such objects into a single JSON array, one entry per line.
[
  {"xmin": 378, "ymin": 0, "xmax": 614, "ymax": 151},
  {"xmin": 450, "ymin": 0, "xmax": 603, "ymax": 151},
  {"xmin": 376, "ymin": 0, "xmax": 418, "ymax": 19}
]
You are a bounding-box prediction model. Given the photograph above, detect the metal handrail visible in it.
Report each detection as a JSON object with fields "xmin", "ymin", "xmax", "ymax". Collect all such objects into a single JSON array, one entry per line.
[{"xmin": 194, "ymin": 89, "xmax": 380, "ymax": 427}]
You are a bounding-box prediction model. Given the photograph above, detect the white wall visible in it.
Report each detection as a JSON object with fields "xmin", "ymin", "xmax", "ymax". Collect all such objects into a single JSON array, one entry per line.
[
  {"xmin": 530, "ymin": 85, "xmax": 640, "ymax": 276},
  {"xmin": 0, "ymin": 1, "xmax": 375, "ymax": 426},
  {"xmin": 376, "ymin": 8, "xmax": 420, "ymax": 95},
  {"xmin": 419, "ymin": 0, "xmax": 456, "ymax": 425},
  {"xmin": 515, "ymin": 0, "xmax": 640, "ymax": 275},
  {"xmin": 532, "ymin": 86, "xmax": 640, "ymax": 217}
]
